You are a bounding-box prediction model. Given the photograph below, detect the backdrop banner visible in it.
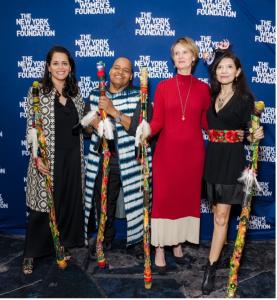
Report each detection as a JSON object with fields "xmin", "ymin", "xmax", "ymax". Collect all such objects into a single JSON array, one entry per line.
[{"xmin": 0, "ymin": 0, "xmax": 275, "ymax": 240}]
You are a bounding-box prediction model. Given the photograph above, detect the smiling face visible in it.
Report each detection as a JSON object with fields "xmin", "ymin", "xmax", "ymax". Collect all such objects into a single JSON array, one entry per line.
[
  {"xmin": 216, "ymin": 57, "xmax": 241, "ymax": 86},
  {"xmin": 172, "ymin": 43, "xmax": 195, "ymax": 74},
  {"xmin": 109, "ymin": 57, "xmax": 133, "ymax": 92},
  {"xmin": 48, "ymin": 52, "xmax": 71, "ymax": 84}
]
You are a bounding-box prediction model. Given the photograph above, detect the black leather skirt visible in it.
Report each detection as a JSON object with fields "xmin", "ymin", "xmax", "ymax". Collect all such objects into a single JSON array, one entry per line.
[{"xmin": 206, "ymin": 181, "xmax": 245, "ymax": 205}]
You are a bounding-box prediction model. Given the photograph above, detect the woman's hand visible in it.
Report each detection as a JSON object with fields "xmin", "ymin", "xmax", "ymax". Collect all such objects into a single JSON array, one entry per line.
[
  {"xmin": 98, "ymin": 96, "xmax": 116, "ymax": 116},
  {"xmin": 247, "ymin": 126, "xmax": 264, "ymax": 143},
  {"xmin": 34, "ymin": 157, "xmax": 50, "ymax": 175}
]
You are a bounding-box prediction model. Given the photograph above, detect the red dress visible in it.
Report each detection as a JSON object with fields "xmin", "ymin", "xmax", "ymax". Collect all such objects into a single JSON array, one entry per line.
[{"xmin": 150, "ymin": 74, "xmax": 210, "ymax": 247}]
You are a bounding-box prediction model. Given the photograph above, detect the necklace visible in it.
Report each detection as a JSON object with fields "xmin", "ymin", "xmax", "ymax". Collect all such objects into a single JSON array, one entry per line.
[
  {"xmin": 176, "ymin": 75, "xmax": 192, "ymax": 121},
  {"xmin": 217, "ymin": 90, "xmax": 234, "ymax": 111}
]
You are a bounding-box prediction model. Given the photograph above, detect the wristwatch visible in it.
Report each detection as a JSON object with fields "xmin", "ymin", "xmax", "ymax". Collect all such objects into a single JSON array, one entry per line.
[{"xmin": 115, "ymin": 111, "xmax": 123, "ymax": 123}]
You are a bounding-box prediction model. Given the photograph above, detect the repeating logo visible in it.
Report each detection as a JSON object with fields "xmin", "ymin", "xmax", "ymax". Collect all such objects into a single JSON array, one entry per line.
[
  {"xmin": 133, "ymin": 55, "xmax": 173, "ymax": 79},
  {"xmin": 21, "ymin": 139, "xmax": 30, "ymax": 157},
  {"xmin": 237, "ymin": 215, "xmax": 271, "ymax": 230},
  {"xmin": 75, "ymin": 0, "xmax": 115, "ymax": 15},
  {"xmin": 23, "ymin": 176, "xmax": 27, "ymax": 193},
  {"xmin": 195, "ymin": 35, "xmax": 227, "ymax": 58},
  {"xmin": 198, "ymin": 77, "xmax": 209, "ymax": 84},
  {"xmin": 0, "ymin": 168, "xmax": 6, "ymax": 175},
  {"xmin": 0, "ymin": 131, "xmax": 3, "ymax": 138},
  {"xmin": 16, "ymin": 13, "xmax": 55, "ymax": 37},
  {"xmin": 0, "ymin": 194, "xmax": 8, "ymax": 209},
  {"xmin": 135, "ymin": 12, "xmax": 175, "ymax": 36},
  {"xmin": 18, "ymin": 56, "xmax": 45, "ymax": 79},
  {"xmin": 19, "ymin": 97, "xmax": 28, "ymax": 119},
  {"xmin": 252, "ymin": 61, "xmax": 275, "ymax": 84},
  {"xmin": 196, "ymin": 0, "xmax": 236, "ymax": 18},
  {"xmin": 75, "ymin": 34, "xmax": 115, "ymax": 57},
  {"xmin": 201, "ymin": 198, "xmax": 212, "ymax": 214},
  {"xmin": 253, "ymin": 181, "xmax": 272, "ymax": 197},
  {"xmin": 78, "ymin": 76, "xmax": 99, "ymax": 98},
  {"xmin": 244, "ymin": 145, "xmax": 275, "ymax": 163},
  {"xmin": 260, "ymin": 107, "xmax": 276, "ymax": 125},
  {"xmin": 255, "ymin": 20, "xmax": 276, "ymax": 44}
]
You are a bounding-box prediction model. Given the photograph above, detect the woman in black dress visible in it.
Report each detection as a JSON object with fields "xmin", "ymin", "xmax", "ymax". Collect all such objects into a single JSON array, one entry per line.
[
  {"xmin": 23, "ymin": 46, "xmax": 85, "ymax": 274},
  {"xmin": 201, "ymin": 48, "xmax": 264, "ymax": 294}
]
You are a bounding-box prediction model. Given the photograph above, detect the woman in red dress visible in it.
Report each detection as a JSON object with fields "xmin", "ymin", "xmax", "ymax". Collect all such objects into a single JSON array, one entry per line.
[{"xmin": 148, "ymin": 37, "xmax": 211, "ymax": 272}]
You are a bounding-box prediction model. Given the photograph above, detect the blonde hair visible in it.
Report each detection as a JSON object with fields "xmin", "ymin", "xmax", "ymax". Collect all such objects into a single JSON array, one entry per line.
[{"xmin": 171, "ymin": 37, "xmax": 199, "ymax": 66}]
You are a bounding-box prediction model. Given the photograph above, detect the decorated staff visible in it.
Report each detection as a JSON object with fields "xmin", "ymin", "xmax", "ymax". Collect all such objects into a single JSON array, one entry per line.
[
  {"xmin": 95, "ymin": 61, "xmax": 114, "ymax": 268},
  {"xmin": 226, "ymin": 101, "xmax": 265, "ymax": 298},
  {"xmin": 28, "ymin": 81, "xmax": 67, "ymax": 269},
  {"xmin": 135, "ymin": 67, "xmax": 152, "ymax": 289}
]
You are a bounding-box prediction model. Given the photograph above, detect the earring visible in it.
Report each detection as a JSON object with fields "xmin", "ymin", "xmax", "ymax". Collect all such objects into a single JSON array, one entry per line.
[
  {"xmin": 68, "ymin": 72, "xmax": 72, "ymax": 79},
  {"xmin": 234, "ymin": 76, "xmax": 238, "ymax": 82},
  {"xmin": 48, "ymin": 72, "xmax": 52, "ymax": 79}
]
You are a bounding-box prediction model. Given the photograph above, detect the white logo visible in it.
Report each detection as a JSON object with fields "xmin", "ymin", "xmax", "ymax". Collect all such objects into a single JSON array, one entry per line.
[
  {"xmin": 195, "ymin": 35, "xmax": 227, "ymax": 58},
  {"xmin": 23, "ymin": 176, "xmax": 27, "ymax": 193},
  {"xmin": 135, "ymin": 12, "xmax": 175, "ymax": 36},
  {"xmin": 252, "ymin": 61, "xmax": 275, "ymax": 84},
  {"xmin": 75, "ymin": 0, "xmax": 115, "ymax": 15},
  {"xmin": 75, "ymin": 34, "xmax": 115, "ymax": 57},
  {"xmin": 16, "ymin": 13, "xmax": 55, "ymax": 37},
  {"xmin": 237, "ymin": 215, "xmax": 271, "ymax": 230},
  {"xmin": 196, "ymin": 0, "xmax": 236, "ymax": 18},
  {"xmin": 201, "ymin": 198, "xmax": 212, "ymax": 214},
  {"xmin": 133, "ymin": 55, "xmax": 173, "ymax": 79},
  {"xmin": 253, "ymin": 181, "xmax": 272, "ymax": 197},
  {"xmin": 244, "ymin": 145, "xmax": 275, "ymax": 163},
  {"xmin": 260, "ymin": 107, "xmax": 275, "ymax": 125},
  {"xmin": 18, "ymin": 56, "xmax": 45, "ymax": 79},
  {"xmin": 202, "ymin": 129, "xmax": 209, "ymax": 141},
  {"xmin": 0, "ymin": 131, "xmax": 3, "ymax": 138},
  {"xmin": 198, "ymin": 77, "xmax": 209, "ymax": 84},
  {"xmin": 21, "ymin": 139, "xmax": 30, "ymax": 157},
  {"xmin": 19, "ymin": 97, "xmax": 28, "ymax": 119},
  {"xmin": 0, "ymin": 168, "xmax": 6, "ymax": 175},
  {"xmin": 78, "ymin": 76, "xmax": 99, "ymax": 98},
  {"xmin": 255, "ymin": 20, "xmax": 276, "ymax": 44},
  {"xmin": 0, "ymin": 194, "xmax": 8, "ymax": 209}
]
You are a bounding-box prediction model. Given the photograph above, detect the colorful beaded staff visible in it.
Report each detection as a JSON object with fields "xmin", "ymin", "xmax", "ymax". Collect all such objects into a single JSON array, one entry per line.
[
  {"xmin": 138, "ymin": 67, "xmax": 152, "ymax": 289},
  {"xmin": 31, "ymin": 81, "xmax": 67, "ymax": 269},
  {"xmin": 95, "ymin": 62, "xmax": 110, "ymax": 268},
  {"xmin": 226, "ymin": 101, "xmax": 265, "ymax": 298}
]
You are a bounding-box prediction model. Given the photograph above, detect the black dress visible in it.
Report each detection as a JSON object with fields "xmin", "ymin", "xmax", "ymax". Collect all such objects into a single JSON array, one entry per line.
[
  {"xmin": 204, "ymin": 93, "xmax": 254, "ymax": 205},
  {"xmin": 24, "ymin": 97, "xmax": 84, "ymax": 258}
]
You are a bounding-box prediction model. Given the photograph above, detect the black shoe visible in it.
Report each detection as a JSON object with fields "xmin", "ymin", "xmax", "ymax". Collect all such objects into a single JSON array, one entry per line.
[
  {"xmin": 153, "ymin": 263, "xmax": 167, "ymax": 275},
  {"xmin": 202, "ymin": 260, "xmax": 217, "ymax": 295},
  {"xmin": 127, "ymin": 243, "xmax": 144, "ymax": 260},
  {"xmin": 173, "ymin": 253, "xmax": 196, "ymax": 265}
]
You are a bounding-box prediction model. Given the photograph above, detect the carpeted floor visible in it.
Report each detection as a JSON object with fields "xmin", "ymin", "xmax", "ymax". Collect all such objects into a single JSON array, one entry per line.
[{"xmin": 0, "ymin": 235, "xmax": 275, "ymax": 298}]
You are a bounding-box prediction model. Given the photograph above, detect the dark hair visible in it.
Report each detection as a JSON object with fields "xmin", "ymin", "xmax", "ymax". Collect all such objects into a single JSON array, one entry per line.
[
  {"xmin": 210, "ymin": 50, "xmax": 253, "ymax": 99},
  {"xmin": 41, "ymin": 46, "xmax": 79, "ymax": 97}
]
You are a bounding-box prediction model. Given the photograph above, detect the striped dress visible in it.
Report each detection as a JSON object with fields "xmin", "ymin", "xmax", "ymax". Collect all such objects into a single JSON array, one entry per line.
[{"xmin": 84, "ymin": 86, "xmax": 152, "ymax": 246}]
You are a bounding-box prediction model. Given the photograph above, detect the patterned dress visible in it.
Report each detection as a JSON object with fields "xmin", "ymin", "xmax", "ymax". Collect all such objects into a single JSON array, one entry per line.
[{"xmin": 84, "ymin": 86, "xmax": 152, "ymax": 246}]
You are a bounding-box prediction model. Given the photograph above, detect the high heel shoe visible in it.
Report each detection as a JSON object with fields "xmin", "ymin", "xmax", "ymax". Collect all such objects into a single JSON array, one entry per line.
[
  {"xmin": 154, "ymin": 263, "xmax": 167, "ymax": 275},
  {"xmin": 202, "ymin": 260, "xmax": 218, "ymax": 295}
]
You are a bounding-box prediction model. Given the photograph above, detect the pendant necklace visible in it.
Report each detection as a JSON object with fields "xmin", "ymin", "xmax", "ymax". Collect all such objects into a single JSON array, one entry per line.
[{"xmin": 176, "ymin": 75, "xmax": 192, "ymax": 121}]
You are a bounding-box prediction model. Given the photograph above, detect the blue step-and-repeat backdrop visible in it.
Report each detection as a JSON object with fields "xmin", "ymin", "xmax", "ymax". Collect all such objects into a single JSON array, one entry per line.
[{"xmin": 0, "ymin": 0, "xmax": 275, "ymax": 240}]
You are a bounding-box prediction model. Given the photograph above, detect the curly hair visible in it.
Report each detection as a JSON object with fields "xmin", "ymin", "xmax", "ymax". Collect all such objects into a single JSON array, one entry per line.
[
  {"xmin": 210, "ymin": 50, "xmax": 253, "ymax": 100},
  {"xmin": 41, "ymin": 46, "xmax": 79, "ymax": 97}
]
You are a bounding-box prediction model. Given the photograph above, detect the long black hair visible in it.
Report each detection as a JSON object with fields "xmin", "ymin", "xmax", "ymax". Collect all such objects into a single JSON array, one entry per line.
[
  {"xmin": 210, "ymin": 50, "xmax": 253, "ymax": 100},
  {"xmin": 41, "ymin": 46, "xmax": 79, "ymax": 97}
]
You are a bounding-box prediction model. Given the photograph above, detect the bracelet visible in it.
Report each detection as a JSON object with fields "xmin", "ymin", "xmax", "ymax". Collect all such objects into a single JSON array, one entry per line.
[{"xmin": 115, "ymin": 111, "xmax": 123, "ymax": 123}]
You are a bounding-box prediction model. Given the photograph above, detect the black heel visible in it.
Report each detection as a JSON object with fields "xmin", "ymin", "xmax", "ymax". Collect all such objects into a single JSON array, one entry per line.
[{"xmin": 202, "ymin": 260, "xmax": 217, "ymax": 295}]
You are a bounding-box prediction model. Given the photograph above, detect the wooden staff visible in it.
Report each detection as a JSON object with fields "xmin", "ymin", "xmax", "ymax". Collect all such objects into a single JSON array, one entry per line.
[
  {"xmin": 31, "ymin": 81, "xmax": 67, "ymax": 269},
  {"xmin": 137, "ymin": 67, "xmax": 152, "ymax": 289},
  {"xmin": 95, "ymin": 61, "xmax": 111, "ymax": 268},
  {"xmin": 226, "ymin": 101, "xmax": 265, "ymax": 298}
]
